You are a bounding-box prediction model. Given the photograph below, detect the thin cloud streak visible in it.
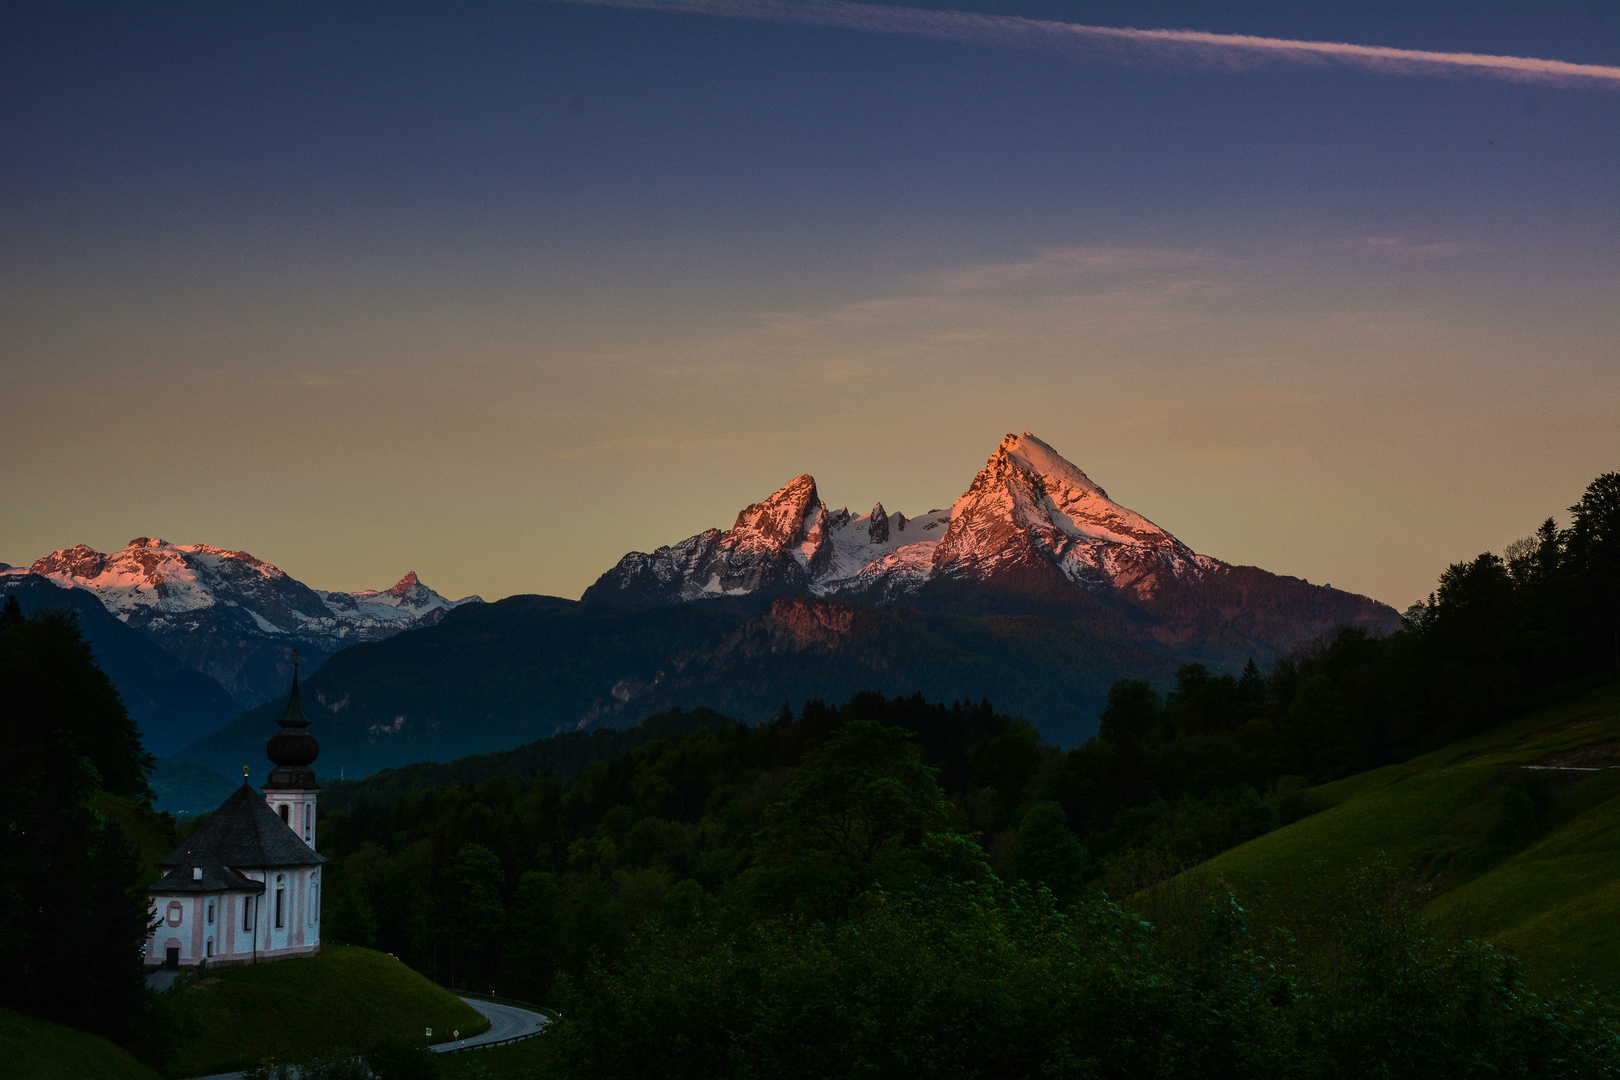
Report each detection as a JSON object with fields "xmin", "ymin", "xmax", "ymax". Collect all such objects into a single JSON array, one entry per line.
[{"xmin": 572, "ymin": 0, "xmax": 1620, "ymax": 87}]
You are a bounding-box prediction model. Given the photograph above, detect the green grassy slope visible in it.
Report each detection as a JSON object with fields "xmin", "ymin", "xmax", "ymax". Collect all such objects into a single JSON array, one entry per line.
[
  {"xmin": 155, "ymin": 946, "xmax": 488, "ymax": 1078},
  {"xmin": 0, "ymin": 1008, "xmax": 161, "ymax": 1080},
  {"xmin": 1199, "ymin": 681, "xmax": 1620, "ymax": 990}
]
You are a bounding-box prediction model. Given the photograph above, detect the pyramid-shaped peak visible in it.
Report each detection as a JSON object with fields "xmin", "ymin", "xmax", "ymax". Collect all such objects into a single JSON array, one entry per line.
[
  {"xmin": 390, "ymin": 571, "xmax": 421, "ymax": 595},
  {"xmin": 765, "ymin": 474, "xmax": 818, "ymax": 501},
  {"xmin": 997, "ymin": 432, "xmax": 1109, "ymax": 500}
]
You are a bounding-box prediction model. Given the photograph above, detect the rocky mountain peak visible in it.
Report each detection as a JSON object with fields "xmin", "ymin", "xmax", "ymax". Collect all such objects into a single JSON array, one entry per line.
[
  {"xmin": 869, "ymin": 503, "xmax": 890, "ymax": 545},
  {"xmin": 939, "ymin": 431, "xmax": 1189, "ymax": 565},
  {"xmin": 586, "ymin": 429, "xmax": 1220, "ymax": 607},
  {"xmin": 30, "ymin": 543, "xmax": 108, "ymax": 580},
  {"xmin": 390, "ymin": 571, "xmax": 421, "ymax": 596},
  {"xmin": 729, "ymin": 474, "xmax": 824, "ymax": 555}
]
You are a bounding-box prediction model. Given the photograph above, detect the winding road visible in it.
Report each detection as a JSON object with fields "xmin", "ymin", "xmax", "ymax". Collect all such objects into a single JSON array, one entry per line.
[
  {"xmin": 184, "ymin": 996, "xmax": 552, "ymax": 1079},
  {"xmin": 431, "ymin": 996, "xmax": 552, "ymax": 1052}
]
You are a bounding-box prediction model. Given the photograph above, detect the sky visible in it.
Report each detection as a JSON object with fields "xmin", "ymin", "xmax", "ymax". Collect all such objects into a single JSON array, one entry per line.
[{"xmin": 2, "ymin": 1, "xmax": 1617, "ymax": 609}]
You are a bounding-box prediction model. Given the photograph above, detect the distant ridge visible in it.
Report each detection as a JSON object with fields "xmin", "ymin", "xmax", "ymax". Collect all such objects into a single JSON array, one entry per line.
[
  {"xmin": 0, "ymin": 574, "xmax": 241, "ymax": 756},
  {"xmin": 8, "ymin": 538, "xmax": 480, "ymax": 708}
]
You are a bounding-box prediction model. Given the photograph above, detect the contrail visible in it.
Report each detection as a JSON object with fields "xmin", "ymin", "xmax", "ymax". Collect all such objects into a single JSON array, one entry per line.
[{"xmin": 566, "ymin": 0, "xmax": 1620, "ymax": 87}]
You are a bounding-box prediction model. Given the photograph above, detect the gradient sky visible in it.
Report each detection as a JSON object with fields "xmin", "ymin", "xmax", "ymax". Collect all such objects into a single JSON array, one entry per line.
[{"xmin": 2, "ymin": 1, "xmax": 1617, "ymax": 609}]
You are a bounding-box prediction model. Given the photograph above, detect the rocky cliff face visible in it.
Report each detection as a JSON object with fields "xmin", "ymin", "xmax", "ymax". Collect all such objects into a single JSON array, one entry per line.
[
  {"xmin": 583, "ymin": 474, "xmax": 838, "ymax": 603},
  {"xmin": 11, "ymin": 538, "xmax": 481, "ymax": 707},
  {"xmin": 585, "ymin": 430, "xmax": 1400, "ymax": 654}
]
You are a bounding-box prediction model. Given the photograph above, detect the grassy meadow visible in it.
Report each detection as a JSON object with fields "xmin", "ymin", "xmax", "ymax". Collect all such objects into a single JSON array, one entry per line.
[
  {"xmin": 153, "ymin": 945, "xmax": 488, "ymax": 1078},
  {"xmin": 0, "ymin": 1008, "xmax": 162, "ymax": 1080},
  {"xmin": 1197, "ymin": 681, "xmax": 1620, "ymax": 991}
]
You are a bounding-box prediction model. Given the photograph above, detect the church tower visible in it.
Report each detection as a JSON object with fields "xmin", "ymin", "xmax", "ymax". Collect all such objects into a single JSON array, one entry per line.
[{"xmin": 264, "ymin": 654, "xmax": 321, "ymax": 850}]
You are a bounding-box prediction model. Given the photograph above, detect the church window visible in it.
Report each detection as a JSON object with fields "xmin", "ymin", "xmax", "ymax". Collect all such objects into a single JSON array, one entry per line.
[
  {"xmin": 243, "ymin": 895, "xmax": 254, "ymax": 932},
  {"xmin": 207, "ymin": 901, "xmax": 215, "ymax": 925},
  {"xmin": 280, "ymin": 804, "xmax": 290, "ymax": 825},
  {"xmin": 309, "ymin": 880, "xmax": 319, "ymax": 926},
  {"xmin": 166, "ymin": 901, "xmax": 183, "ymax": 926},
  {"xmin": 275, "ymin": 875, "xmax": 286, "ymax": 929},
  {"xmin": 304, "ymin": 810, "xmax": 311, "ymax": 841},
  {"xmin": 206, "ymin": 940, "xmax": 213, "ymax": 958}
]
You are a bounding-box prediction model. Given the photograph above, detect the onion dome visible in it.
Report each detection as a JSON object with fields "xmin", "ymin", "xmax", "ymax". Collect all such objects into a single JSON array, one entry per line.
[{"xmin": 264, "ymin": 656, "xmax": 320, "ymax": 790}]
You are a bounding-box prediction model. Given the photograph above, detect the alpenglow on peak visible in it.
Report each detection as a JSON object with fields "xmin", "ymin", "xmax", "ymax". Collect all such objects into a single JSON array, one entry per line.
[{"xmin": 584, "ymin": 430, "xmax": 1216, "ymax": 607}]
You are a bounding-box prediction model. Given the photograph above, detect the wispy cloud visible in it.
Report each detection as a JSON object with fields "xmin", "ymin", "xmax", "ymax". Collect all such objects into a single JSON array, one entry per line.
[
  {"xmin": 1329, "ymin": 237, "xmax": 1485, "ymax": 259},
  {"xmin": 570, "ymin": 0, "xmax": 1620, "ymax": 88}
]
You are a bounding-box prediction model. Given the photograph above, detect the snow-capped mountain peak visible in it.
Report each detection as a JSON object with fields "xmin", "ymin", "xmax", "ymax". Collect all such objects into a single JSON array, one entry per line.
[
  {"xmin": 26, "ymin": 537, "xmax": 313, "ymax": 620},
  {"xmin": 12, "ymin": 537, "xmax": 481, "ymax": 706},
  {"xmin": 933, "ymin": 432, "xmax": 1203, "ymax": 594},
  {"xmin": 335, "ymin": 570, "xmax": 478, "ymax": 620},
  {"xmin": 585, "ymin": 430, "xmax": 1214, "ymax": 606}
]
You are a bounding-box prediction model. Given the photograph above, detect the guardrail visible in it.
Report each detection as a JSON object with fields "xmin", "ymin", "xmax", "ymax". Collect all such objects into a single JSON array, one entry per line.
[{"xmin": 438, "ymin": 989, "xmax": 560, "ymax": 1053}]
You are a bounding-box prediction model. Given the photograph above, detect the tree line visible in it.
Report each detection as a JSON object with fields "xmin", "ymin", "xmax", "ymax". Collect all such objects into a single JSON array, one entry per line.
[{"xmin": 0, "ymin": 596, "xmax": 155, "ymax": 1053}]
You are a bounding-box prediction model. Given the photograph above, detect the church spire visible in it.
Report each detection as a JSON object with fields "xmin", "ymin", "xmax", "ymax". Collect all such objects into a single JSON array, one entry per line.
[
  {"xmin": 264, "ymin": 652, "xmax": 321, "ymax": 849},
  {"xmin": 265, "ymin": 653, "xmax": 319, "ymax": 791}
]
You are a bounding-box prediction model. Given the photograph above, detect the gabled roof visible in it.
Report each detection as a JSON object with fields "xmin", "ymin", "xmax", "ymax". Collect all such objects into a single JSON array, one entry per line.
[
  {"xmin": 156, "ymin": 784, "xmax": 325, "ymax": 871},
  {"xmin": 149, "ymin": 863, "xmax": 265, "ymax": 895}
]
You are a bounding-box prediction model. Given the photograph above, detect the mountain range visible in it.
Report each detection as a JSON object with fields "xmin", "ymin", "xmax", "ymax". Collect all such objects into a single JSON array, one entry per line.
[
  {"xmin": 587, "ymin": 432, "xmax": 1395, "ymax": 651},
  {"xmin": 2, "ymin": 540, "xmax": 477, "ymax": 768},
  {"xmin": 589, "ymin": 433, "xmax": 1215, "ymax": 610},
  {"xmin": 7, "ymin": 538, "xmax": 480, "ymax": 708},
  {"xmin": 172, "ymin": 432, "xmax": 1400, "ymax": 787}
]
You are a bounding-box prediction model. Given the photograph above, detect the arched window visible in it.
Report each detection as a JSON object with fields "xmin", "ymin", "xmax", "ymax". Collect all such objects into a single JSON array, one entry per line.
[
  {"xmin": 206, "ymin": 900, "xmax": 215, "ymax": 925},
  {"xmin": 274, "ymin": 875, "xmax": 286, "ymax": 929},
  {"xmin": 166, "ymin": 901, "xmax": 183, "ymax": 927},
  {"xmin": 309, "ymin": 877, "xmax": 320, "ymax": 926},
  {"xmin": 280, "ymin": 804, "xmax": 290, "ymax": 825},
  {"xmin": 304, "ymin": 808, "xmax": 311, "ymax": 842},
  {"xmin": 243, "ymin": 894, "xmax": 254, "ymax": 932}
]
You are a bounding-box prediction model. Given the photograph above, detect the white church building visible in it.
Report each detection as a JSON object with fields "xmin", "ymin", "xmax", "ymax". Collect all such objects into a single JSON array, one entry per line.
[{"xmin": 145, "ymin": 664, "xmax": 326, "ymax": 969}]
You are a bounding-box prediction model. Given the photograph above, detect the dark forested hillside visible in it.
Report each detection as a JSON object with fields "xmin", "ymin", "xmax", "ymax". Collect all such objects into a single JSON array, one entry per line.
[
  {"xmin": 175, "ymin": 591, "xmax": 1200, "ymax": 780},
  {"xmin": 0, "ymin": 598, "xmax": 157, "ymax": 1050},
  {"xmin": 0, "ymin": 575, "xmax": 240, "ymax": 756},
  {"xmin": 315, "ymin": 683, "xmax": 1620, "ymax": 1079},
  {"xmin": 175, "ymin": 595, "xmax": 757, "ymax": 780},
  {"xmin": 319, "ymin": 706, "xmax": 741, "ymax": 814},
  {"xmin": 577, "ymin": 597, "xmax": 1190, "ymax": 744}
]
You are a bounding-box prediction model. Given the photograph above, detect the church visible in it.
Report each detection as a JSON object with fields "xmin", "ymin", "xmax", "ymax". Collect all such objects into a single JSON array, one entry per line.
[{"xmin": 145, "ymin": 662, "xmax": 326, "ymax": 969}]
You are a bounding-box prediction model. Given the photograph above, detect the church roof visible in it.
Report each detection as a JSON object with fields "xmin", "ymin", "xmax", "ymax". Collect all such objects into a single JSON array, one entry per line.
[
  {"xmin": 149, "ymin": 862, "xmax": 265, "ymax": 895},
  {"xmin": 156, "ymin": 784, "xmax": 325, "ymax": 871}
]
